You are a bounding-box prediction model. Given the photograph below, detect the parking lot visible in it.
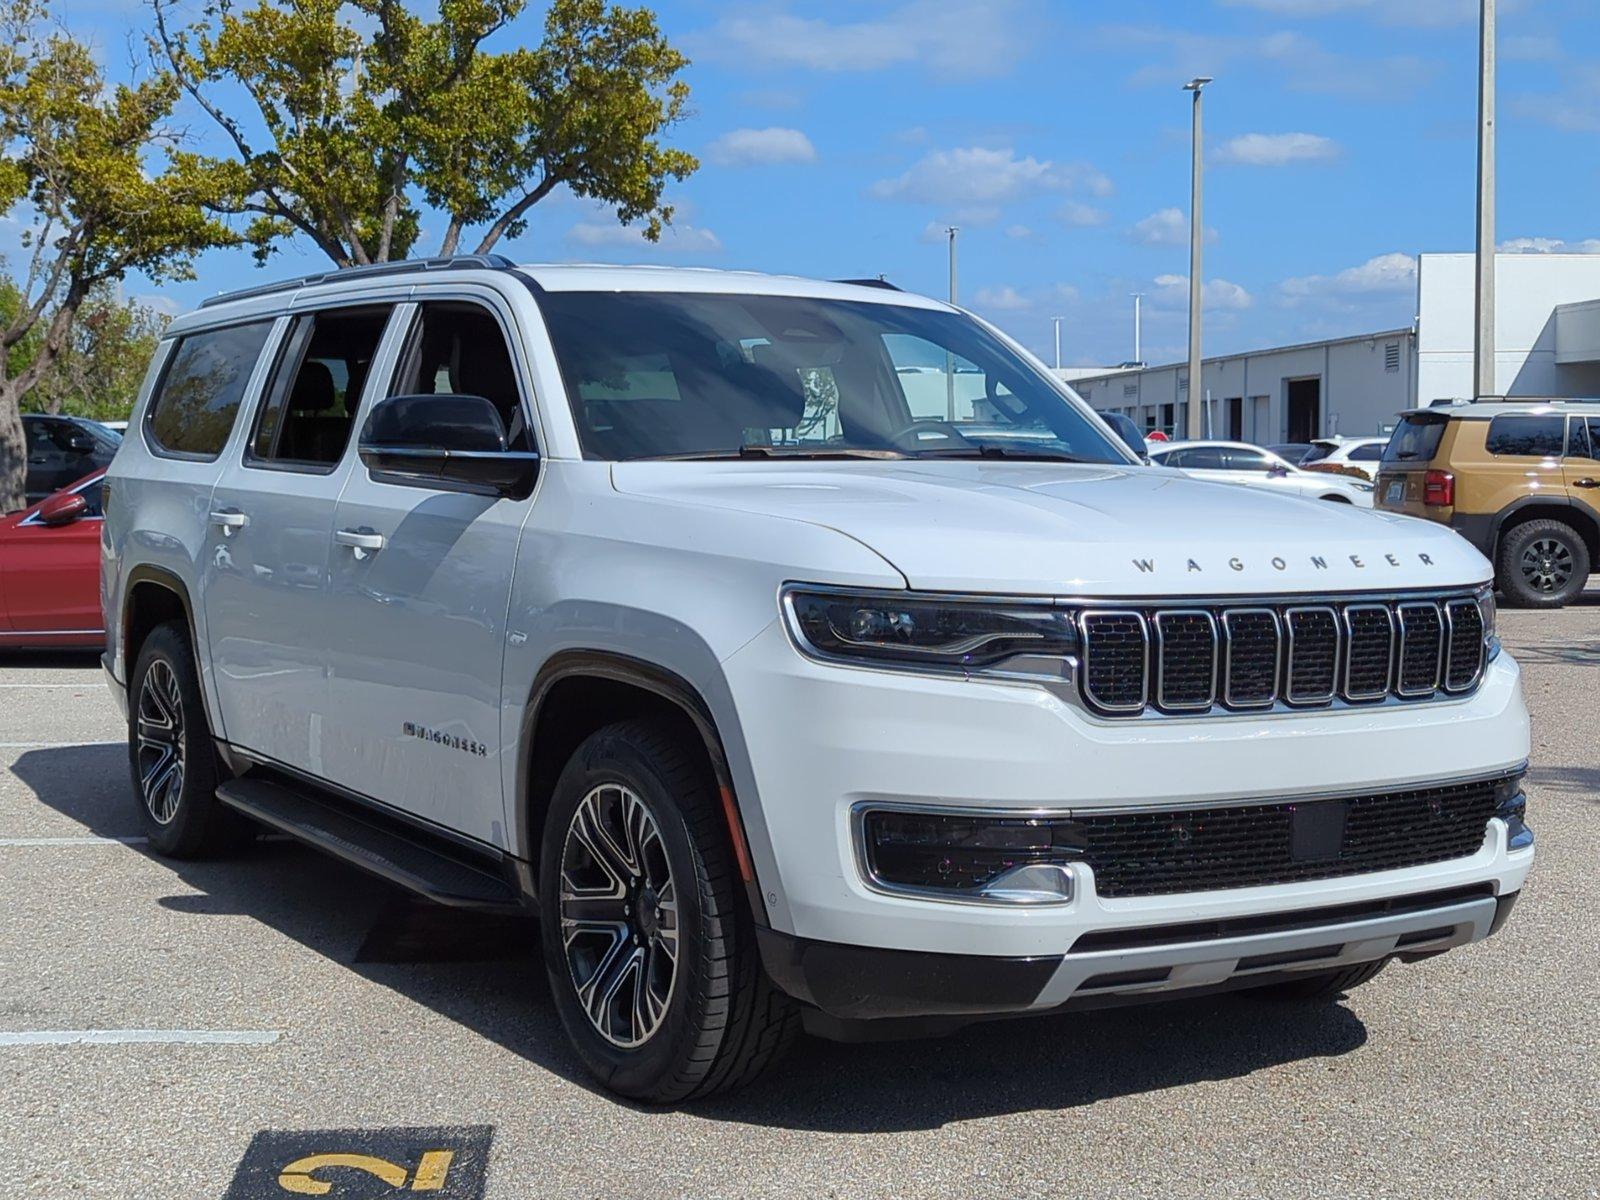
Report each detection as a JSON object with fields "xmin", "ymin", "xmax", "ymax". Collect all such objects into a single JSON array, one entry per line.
[{"xmin": 0, "ymin": 595, "xmax": 1595, "ymax": 1200}]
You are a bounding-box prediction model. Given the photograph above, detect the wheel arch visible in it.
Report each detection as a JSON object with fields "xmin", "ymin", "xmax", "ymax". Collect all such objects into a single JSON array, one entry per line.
[
  {"xmin": 1494, "ymin": 499, "xmax": 1599, "ymax": 563},
  {"xmin": 122, "ymin": 565, "xmax": 199, "ymax": 685},
  {"xmin": 516, "ymin": 650, "xmax": 767, "ymax": 924}
]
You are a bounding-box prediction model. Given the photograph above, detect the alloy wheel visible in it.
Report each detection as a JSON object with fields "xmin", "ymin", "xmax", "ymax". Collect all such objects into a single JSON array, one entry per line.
[
  {"xmin": 135, "ymin": 660, "xmax": 186, "ymax": 825},
  {"xmin": 558, "ymin": 784, "xmax": 680, "ymax": 1048},
  {"xmin": 1520, "ymin": 537, "xmax": 1574, "ymax": 593}
]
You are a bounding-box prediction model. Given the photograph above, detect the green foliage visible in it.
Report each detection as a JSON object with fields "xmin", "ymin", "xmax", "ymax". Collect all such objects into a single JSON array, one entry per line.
[
  {"xmin": 29, "ymin": 288, "xmax": 169, "ymax": 421},
  {"xmin": 156, "ymin": 0, "xmax": 698, "ymax": 266}
]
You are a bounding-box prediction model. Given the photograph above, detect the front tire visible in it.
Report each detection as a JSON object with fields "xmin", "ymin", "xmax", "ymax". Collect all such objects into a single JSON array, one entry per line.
[
  {"xmin": 538, "ymin": 718, "xmax": 798, "ymax": 1103},
  {"xmin": 127, "ymin": 621, "xmax": 248, "ymax": 857},
  {"xmin": 1497, "ymin": 518, "xmax": 1590, "ymax": 608}
]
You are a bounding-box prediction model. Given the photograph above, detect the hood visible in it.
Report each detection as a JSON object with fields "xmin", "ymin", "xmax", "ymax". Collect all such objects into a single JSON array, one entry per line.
[{"xmin": 611, "ymin": 460, "xmax": 1488, "ymax": 596}]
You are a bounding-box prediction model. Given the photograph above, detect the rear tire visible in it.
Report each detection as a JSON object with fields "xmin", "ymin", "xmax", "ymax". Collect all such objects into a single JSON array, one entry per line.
[
  {"xmin": 1250, "ymin": 958, "xmax": 1387, "ymax": 1001},
  {"xmin": 1496, "ymin": 519, "xmax": 1590, "ymax": 608},
  {"xmin": 127, "ymin": 621, "xmax": 250, "ymax": 858},
  {"xmin": 538, "ymin": 718, "xmax": 798, "ymax": 1103}
]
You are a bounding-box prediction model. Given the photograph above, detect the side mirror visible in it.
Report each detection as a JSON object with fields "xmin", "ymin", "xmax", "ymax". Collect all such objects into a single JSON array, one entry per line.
[
  {"xmin": 36, "ymin": 492, "xmax": 89, "ymax": 526},
  {"xmin": 66, "ymin": 433, "xmax": 96, "ymax": 454},
  {"xmin": 357, "ymin": 394, "xmax": 539, "ymax": 498},
  {"xmin": 1268, "ymin": 463, "xmax": 1290, "ymax": 477},
  {"xmin": 1103, "ymin": 413, "xmax": 1149, "ymax": 462}
]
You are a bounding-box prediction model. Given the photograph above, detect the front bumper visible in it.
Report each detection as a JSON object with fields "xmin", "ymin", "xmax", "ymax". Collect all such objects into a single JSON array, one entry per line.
[
  {"xmin": 760, "ymin": 884, "xmax": 1521, "ymax": 1024},
  {"xmin": 722, "ymin": 621, "xmax": 1533, "ymax": 961},
  {"xmin": 102, "ymin": 652, "xmax": 127, "ymax": 720}
]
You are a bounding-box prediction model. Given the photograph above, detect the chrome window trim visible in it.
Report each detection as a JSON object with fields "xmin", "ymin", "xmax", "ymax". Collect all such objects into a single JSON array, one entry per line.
[
  {"xmin": 1443, "ymin": 597, "xmax": 1488, "ymax": 693},
  {"xmin": 1078, "ymin": 609, "xmax": 1149, "ymax": 714},
  {"xmin": 1283, "ymin": 605, "xmax": 1340, "ymax": 706},
  {"xmin": 1152, "ymin": 609, "xmax": 1218, "ymax": 712},
  {"xmin": 1220, "ymin": 607, "xmax": 1281, "ymax": 709},
  {"xmin": 1395, "ymin": 600, "xmax": 1446, "ymax": 697},
  {"xmin": 1340, "ymin": 603, "xmax": 1395, "ymax": 702}
]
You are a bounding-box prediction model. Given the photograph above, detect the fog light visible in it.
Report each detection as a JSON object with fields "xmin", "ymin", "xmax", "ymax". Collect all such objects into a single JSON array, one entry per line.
[{"xmin": 859, "ymin": 809, "xmax": 1083, "ymax": 904}]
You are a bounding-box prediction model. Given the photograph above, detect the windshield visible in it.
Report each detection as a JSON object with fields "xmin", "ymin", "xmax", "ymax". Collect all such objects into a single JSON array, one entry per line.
[
  {"xmin": 1383, "ymin": 414, "xmax": 1448, "ymax": 464},
  {"xmin": 534, "ymin": 291, "xmax": 1129, "ymax": 463}
]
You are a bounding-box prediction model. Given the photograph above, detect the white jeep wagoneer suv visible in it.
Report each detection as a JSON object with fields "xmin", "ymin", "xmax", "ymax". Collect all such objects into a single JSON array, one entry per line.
[{"xmin": 101, "ymin": 256, "xmax": 1533, "ymax": 1102}]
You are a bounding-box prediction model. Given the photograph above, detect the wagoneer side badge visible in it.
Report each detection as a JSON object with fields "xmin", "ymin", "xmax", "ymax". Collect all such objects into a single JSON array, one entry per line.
[{"xmin": 1133, "ymin": 552, "xmax": 1437, "ymax": 574}]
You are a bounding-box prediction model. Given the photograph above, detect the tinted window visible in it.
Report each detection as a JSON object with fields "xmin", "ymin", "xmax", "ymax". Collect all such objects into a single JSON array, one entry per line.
[
  {"xmin": 1486, "ymin": 415, "xmax": 1565, "ymax": 458},
  {"xmin": 251, "ymin": 308, "xmax": 391, "ymax": 467},
  {"xmin": 76, "ymin": 479, "xmax": 104, "ymax": 517},
  {"xmin": 1350, "ymin": 443, "xmax": 1384, "ymax": 461},
  {"xmin": 1576, "ymin": 418, "xmax": 1600, "ymax": 461},
  {"xmin": 1382, "ymin": 415, "xmax": 1447, "ymax": 464},
  {"xmin": 1301, "ymin": 443, "xmax": 1335, "ymax": 464},
  {"xmin": 147, "ymin": 322, "xmax": 275, "ymax": 459},
  {"xmin": 1223, "ymin": 447, "xmax": 1273, "ymax": 471},
  {"xmin": 537, "ymin": 291, "xmax": 1126, "ymax": 463}
]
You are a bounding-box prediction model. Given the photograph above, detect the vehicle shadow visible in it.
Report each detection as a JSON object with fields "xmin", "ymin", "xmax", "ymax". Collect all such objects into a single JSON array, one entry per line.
[
  {"xmin": 10, "ymin": 743, "xmax": 1369, "ymax": 1130},
  {"xmin": 1527, "ymin": 763, "xmax": 1600, "ymax": 804},
  {"xmin": 0, "ymin": 649, "xmax": 104, "ymax": 668}
]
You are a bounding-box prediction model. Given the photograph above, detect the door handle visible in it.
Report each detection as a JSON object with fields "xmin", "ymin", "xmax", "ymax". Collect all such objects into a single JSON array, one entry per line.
[
  {"xmin": 209, "ymin": 509, "xmax": 249, "ymax": 536},
  {"xmin": 334, "ymin": 527, "xmax": 386, "ymax": 559},
  {"xmin": 1574, "ymin": 478, "xmax": 1599, "ymax": 489}
]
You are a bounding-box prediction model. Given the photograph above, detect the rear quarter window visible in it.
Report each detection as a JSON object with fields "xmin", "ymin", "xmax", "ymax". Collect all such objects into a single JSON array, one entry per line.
[
  {"xmin": 146, "ymin": 321, "xmax": 275, "ymax": 460},
  {"xmin": 1382, "ymin": 416, "xmax": 1447, "ymax": 465},
  {"xmin": 1485, "ymin": 415, "xmax": 1565, "ymax": 458}
]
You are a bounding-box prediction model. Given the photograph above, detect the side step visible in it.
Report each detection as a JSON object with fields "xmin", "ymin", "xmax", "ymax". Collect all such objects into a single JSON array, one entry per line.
[{"xmin": 216, "ymin": 776, "xmax": 524, "ymax": 911}]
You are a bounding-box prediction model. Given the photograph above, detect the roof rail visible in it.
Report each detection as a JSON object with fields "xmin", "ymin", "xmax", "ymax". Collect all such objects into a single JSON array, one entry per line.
[
  {"xmin": 833, "ymin": 277, "xmax": 902, "ymax": 291},
  {"xmin": 198, "ymin": 253, "xmax": 517, "ymax": 309}
]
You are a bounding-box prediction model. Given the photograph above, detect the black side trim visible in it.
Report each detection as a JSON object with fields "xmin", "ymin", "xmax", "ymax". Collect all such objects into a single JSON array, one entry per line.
[
  {"xmin": 756, "ymin": 927, "xmax": 1059, "ymax": 1020},
  {"xmin": 121, "ymin": 565, "xmax": 199, "ymax": 684},
  {"xmin": 217, "ymin": 774, "xmax": 524, "ymax": 911},
  {"xmin": 1488, "ymin": 890, "xmax": 1519, "ymax": 936},
  {"xmin": 518, "ymin": 650, "xmax": 767, "ymax": 923}
]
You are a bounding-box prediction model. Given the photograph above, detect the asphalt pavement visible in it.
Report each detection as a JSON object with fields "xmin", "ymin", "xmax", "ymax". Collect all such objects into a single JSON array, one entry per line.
[{"xmin": 1, "ymin": 593, "xmax": 1596, "ymax": 1199}]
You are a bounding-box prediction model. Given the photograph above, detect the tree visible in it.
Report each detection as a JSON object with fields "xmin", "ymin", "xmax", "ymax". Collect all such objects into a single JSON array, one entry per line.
[
  {"xmin": 154, "ymin": 0, "xmax": 698, "ymax": 268},
  {"xmin": 0, "ymin": 0, "xmax": 238, "ymax": 512},
  {"xmin": 30, "ymin": 288, "xmax": 170, "ymax": 421}
]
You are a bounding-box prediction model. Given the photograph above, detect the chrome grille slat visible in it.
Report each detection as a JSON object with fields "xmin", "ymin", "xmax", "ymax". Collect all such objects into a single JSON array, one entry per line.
[{"xmin": 1076, "ymin": 591, "xmax": 1489, "ymax": 718}]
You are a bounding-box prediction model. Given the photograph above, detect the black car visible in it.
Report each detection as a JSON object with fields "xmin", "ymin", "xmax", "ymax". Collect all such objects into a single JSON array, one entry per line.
[{"xmin": 22, "ymin": 413, "xmax": 120, "ymax": 503}]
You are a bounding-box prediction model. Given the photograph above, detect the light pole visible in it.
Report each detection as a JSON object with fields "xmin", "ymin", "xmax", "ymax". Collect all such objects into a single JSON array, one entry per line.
[
  {"xmin": 945, "ymin": 226, "xmax": 959, "ymax": 420},
  {"xmin": 1131, "ymin": 293, "xmax": 1144, "ymax": 365},
  {"xmin": 1183, "ymin": 76, "xmax": 1211, "ymax": 440},
  {"xmin": 1052, "ymin": 316, "xmax": 1064, "ymax": 369},
  {"xmin": 1475, "ymin": 0, "xmax": 1496, "ymax": 400}
]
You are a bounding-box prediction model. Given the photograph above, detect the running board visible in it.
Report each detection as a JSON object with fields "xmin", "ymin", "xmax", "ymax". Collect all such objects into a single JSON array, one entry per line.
[{"xmin": 216, "ymin": 776, "xmax": 524, "ymax": 911}]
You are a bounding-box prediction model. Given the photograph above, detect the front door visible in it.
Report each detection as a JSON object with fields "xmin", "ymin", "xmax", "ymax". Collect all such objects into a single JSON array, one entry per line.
[
  {"xmin": 1565, "ymin": 414, "xmax": 1600, "ymax": 534},
  {"xmin": 0, "ymin": 477, "xmax": 104, "ymax": 636},
  {"xmin": 201, "ymin": 304, "xmax": 398, "ymax": 773},
  {"xmin": 322, "ymin": 298, "xmax": 535, "ymax": 846}
]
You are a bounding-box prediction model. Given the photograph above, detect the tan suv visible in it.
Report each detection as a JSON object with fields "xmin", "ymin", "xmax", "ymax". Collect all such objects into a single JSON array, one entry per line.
[{"xmin": 1376, "ymin": 400, "xmax": 1600, "ymax": 607}]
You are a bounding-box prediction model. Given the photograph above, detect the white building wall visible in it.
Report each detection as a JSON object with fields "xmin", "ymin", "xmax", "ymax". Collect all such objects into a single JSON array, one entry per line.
[{"xmin": 1416, "ymin": 253, "xmax": 1600, "ymax": 402}]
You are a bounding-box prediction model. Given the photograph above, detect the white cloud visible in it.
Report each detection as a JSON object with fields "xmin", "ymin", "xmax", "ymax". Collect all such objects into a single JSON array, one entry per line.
[
  {"xmin": 1213, "ymin": 132, "xmax": 1340, "ymax": 167},
  {"xmin": 869, "ymin": 147, "xmax": 1111, "ymax": 222},
  {"xmin": 1005, "ymin": 224, "xmax": 1035, "ymax": 241},
  {"xmin": 690, "ymin": 1, "xmax": 1037, "ymax": 79},
  {"xmin": 972, "ymin": 285, "xmax": 1032, "ymax": 311},
  {"xmin": 1151, "ymin": 274, "xmax": 1254, "ymax": 311},
  {"xmin": 1501, "ymin": 35, "xmax": 1563, "ymax": 63},
  {"xmin": 1511, "ymin": 66, "xmax": 1600, "ymax": 133},
  {"xmin": 1057, "ymin": 201, "xmax": 1109, "ymax": 228},
  {"xmin": 566, "ymin": 221, "xmax": 722, "ymax": 253},
  {"xmin": 1281, "ymin": 252, "xmax": 1417, "ymax": 297},
  {"xmin": 1129, "ymin": 207, "xmax": 1187, "ymax": 246},
  {"xmin": 705, "ymin": 127, "xmax": 818, "ymax": 167},
  {"xmin": 1500, "ymin": 237, "xmax": 1600, "ymax": 255}
]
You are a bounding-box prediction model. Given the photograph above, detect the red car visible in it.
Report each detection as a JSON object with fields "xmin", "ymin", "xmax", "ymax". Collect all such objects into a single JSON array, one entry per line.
[{"xmin": 0, "ymin": 469, "xmax": 106, "ymax": 649}]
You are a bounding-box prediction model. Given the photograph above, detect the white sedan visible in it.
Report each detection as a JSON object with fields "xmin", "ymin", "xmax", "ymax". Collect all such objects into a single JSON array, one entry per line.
[
  {"xmin": 1149, "ymin": 440, "xmax": 1375, "ymax": 507},
  {"xmin": 1300, "ymin": 436, "xmax": 1389, "ymax": 482}
]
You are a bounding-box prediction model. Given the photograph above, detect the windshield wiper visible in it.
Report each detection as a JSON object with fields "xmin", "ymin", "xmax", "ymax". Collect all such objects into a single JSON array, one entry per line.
[{"xmin": 640, "ymin": 445, "xmax": 908, "ymax": 462}]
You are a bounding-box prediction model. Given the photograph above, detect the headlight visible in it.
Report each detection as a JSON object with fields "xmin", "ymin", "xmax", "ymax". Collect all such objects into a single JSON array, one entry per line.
[
  {"xmin": 1475, "ymin": 581, "xmax": 1500, "ymax": 660},
  {"xmin": 783, "ymin": 587, "xmax": 1078, "ymax": 671}
]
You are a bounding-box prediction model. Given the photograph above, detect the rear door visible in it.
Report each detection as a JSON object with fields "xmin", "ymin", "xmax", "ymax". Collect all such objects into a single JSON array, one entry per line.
[
  {"xmin": 1563, "ymin": 415, "xmax": 1600, "ymax": 529},
  {"xmin": 321, "ymin": 296, "xmax": 536, "ymax": 844},
  {"xmin": 201, "ymin": 303, "xmax": 399, "ymax": 774}
]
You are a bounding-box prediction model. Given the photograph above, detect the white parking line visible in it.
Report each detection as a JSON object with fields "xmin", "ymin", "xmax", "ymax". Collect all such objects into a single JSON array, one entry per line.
[
  {"xmin": 0, "ymin": 1030, "xmax": 281, "ymax": 1047},
  {"xmin": 0, "ymin": 740, "xmax": 122, "ymax": 749},
  {"xmin": 0, "ymin": 836, "xmax": 147, "ymax": 846},
  {"xmin": 0, "ymin": 682, "xmax": 107, "ymax": 688}
]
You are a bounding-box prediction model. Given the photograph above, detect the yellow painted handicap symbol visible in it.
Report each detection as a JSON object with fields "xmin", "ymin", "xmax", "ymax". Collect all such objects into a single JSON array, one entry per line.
[
  {"xmin": 225, "ymin": 1126, "xmax": 492, "ymax": 1200},
  {"xmin": 277, "ymin": 1149, "xmax": 455, "ymax": 1194}
]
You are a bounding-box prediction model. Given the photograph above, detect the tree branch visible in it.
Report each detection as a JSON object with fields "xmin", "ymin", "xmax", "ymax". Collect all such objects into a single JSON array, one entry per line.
[{"xmin": 471, "ymin": 174, "xmax": 559, "ymax": 254}]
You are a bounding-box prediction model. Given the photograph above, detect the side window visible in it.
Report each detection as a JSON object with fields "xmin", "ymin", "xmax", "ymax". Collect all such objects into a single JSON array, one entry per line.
[
  {"xmin": 1584, "ymin": 419, "xmax": 1600, "ymax": 461},
  {"xmin": 1564, "ymin": 416, "xmax": 1596, "ymax": 461},
  {"xmin": 1222, "ymin": 447, "xmax": 1272, "ymax": 471},
  {"xmin": 1157, "ymin": 448, "xmax": 1188, "ymax": 467},
  {"xmin": 76, "ymin": 479, "xmax": 104, "ymax": 517},
  {"xmin": 1486, "ymin": 415, "xmax": 1565, "ymax": 458},
  {"xmin": 389, "ymin": 302, "xmax": 530, "ymax": 449},
  {"xmin": 250, "ymin": 307, "xmax": 392, "ymax": 469},
  {"xmin": 1350, "ymin": 443, "xmax": 1384, "ymax": 462},
  {"xmin": 147, "ymin": 322, "xmax": 275, "ymax": 460},
  {"xmin": 1182, "ymin": 446, "xmax": 1227, "ymax": 469}
]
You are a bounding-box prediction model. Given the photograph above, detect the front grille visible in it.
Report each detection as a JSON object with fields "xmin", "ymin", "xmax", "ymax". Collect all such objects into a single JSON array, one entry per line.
[
  {"xmin": 1079, "ymin": 591, "xmax": 1488, "ymax": 717},
  {"xmin": 1079, "ymin": 775, "xmax": 1506, "ymax": 898}
]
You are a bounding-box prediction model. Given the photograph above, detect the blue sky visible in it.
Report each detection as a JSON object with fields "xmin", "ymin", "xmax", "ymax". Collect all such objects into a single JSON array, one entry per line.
[{"xmin": 61, "ymin": 0, "xmax": 1600, "ymax": 367}]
